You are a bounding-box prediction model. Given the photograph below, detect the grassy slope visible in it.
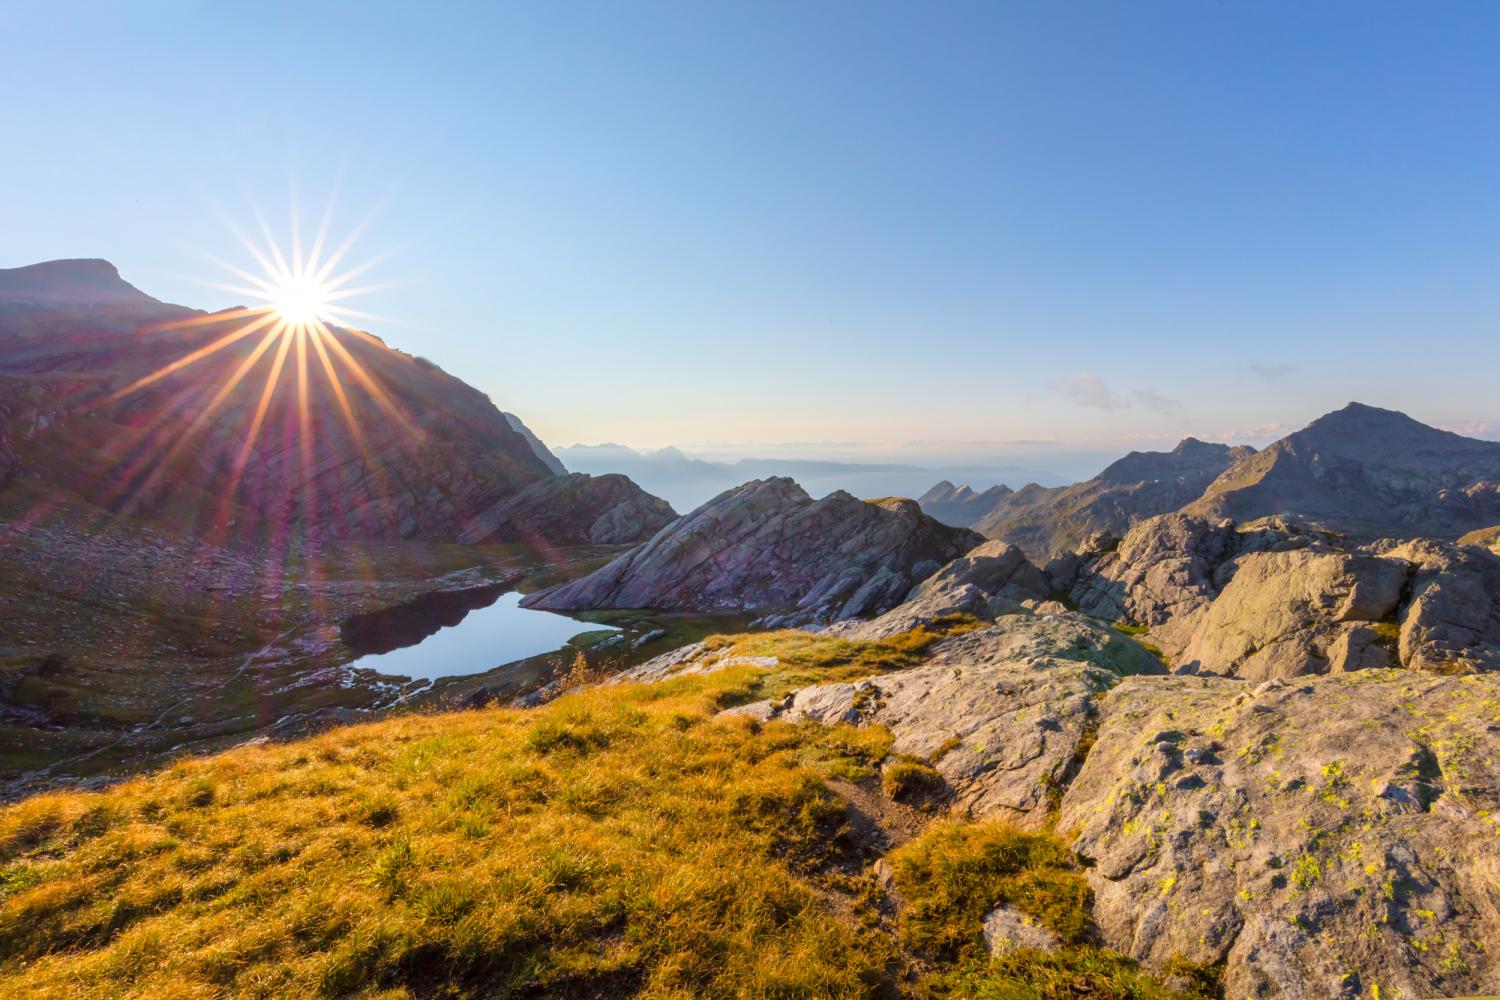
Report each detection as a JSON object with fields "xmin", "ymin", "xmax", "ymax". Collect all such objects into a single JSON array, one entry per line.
[{"xmin": 0, "ymin": 625, "xmax": 1213, "ymax": 1000}]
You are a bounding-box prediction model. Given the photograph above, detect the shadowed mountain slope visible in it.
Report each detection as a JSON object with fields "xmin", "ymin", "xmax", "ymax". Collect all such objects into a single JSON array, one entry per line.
[
  {"xmin": 1187, "ymin": 402, "xmax": 1500, "ymax": 539},
  {"xmin": 0, "ymin": 259, "xmax": 672, "ymax": 547},
  {"xmin": 920, "ymin": 438, "xmax": 1252, "ymax": 559},
  {"xmin": 917, "ymin": 481, "xmax": 1014, "ymax": 527}
]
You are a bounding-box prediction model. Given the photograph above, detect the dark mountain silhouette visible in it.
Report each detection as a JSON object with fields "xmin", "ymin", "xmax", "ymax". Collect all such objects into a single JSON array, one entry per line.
[{"xmin": 0, "ymin": 259, "xmax": 672, "ymax": 547}]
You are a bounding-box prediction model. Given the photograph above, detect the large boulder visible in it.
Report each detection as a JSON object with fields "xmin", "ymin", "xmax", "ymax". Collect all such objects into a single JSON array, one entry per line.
[
  {"xmin": 1059, "ymin": 670, "xmax": 1500, "ymax": 1000},
  {"xmin": 1067, "ymin": 513, "xmax": 1237, "ymax": 626},
  {"xmin": 727, "ymin": 613, "xmax": 1157, "ymax": 825},
  {"xmin": 1382, "ymin": 539, "xmax": 1500, "ymax": 673},
  {"xmin": 1158, "ymin": 550, "xmax": 1409, "ymax": 681},
  {"xmin": 524, "ymin": 478, "xmax": 983, "ymax": 621},
  {"xmin": 835, "ymin": 539, "xmax": 1056, "ymax": 639}
]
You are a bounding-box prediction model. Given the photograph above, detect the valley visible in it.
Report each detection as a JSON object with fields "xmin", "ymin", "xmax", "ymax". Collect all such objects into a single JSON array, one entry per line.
[{"xmin": 3, "ymin": 260, "xmax": 1500, "ymax": 998}]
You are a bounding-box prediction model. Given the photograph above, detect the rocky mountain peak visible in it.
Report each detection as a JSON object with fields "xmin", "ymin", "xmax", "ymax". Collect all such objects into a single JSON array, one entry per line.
[
  {"xmin": 0, "ymin": 258, "xmax": 674, "ymax": 548},
  {"xmin": 0, "ymin": 258, "xmax": 158, "ymax": 308},
  {"xmin": 1191, "ymin": 404, "xmax": 1500, "ymax": 538},
  {"xmin": 525, "ymin": 476, "xmax": 983, "ymax": 623}
]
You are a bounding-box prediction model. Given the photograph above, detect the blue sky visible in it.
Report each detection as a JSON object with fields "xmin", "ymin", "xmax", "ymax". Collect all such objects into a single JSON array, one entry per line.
[{"xmin": 3, "ymin": 2, "xmax": 1499, "ymax": 460}]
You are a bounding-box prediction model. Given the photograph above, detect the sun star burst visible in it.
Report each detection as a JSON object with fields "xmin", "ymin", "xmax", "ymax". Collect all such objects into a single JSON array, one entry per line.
[{"xmin": 98, "ymin": 199, "xmax": 422, "ymax": 538}]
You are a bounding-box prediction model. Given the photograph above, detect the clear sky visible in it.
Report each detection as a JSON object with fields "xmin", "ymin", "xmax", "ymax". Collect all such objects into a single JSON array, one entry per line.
[{"xmin": 4, "ymin": 2, "xmax": 1499, "ymax": 459}]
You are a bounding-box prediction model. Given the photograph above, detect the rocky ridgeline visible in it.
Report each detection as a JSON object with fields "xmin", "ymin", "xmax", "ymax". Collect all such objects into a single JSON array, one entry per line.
[
  {"xmin": 525, "ymin": 477, "xmax": 983, "ymax": 623},
  {"xmin": 0, "ymin": 259, "xmax": 673, "ymax": 548},
  {"xmin": 616, "ymin": 528, "xmax": 1500, "ymax": 998},
  {"xmin": 1188, "ymin": 402, "xmax": 1500, "ymax": 539},
  {"xmin": 920, "ymin": 437, "xmax": 1254, "ymax": 558},
  {"xmin": 921, "ymin": 404, "xmax": 1500, "ymax": 562}
]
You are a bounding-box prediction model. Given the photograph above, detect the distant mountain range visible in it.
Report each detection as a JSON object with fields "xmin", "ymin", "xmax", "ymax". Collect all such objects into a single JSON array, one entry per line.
[
  {"xmin": 0, "ymin": 259, "xmax": 673, "ymax": 548},
  {"xmin": 920, "ymin": 403, "xmax": 1500, "ymax": 557},
  {"xmin": 553, "ymin": 442, "xmax": 1066, "ymax": 513}
]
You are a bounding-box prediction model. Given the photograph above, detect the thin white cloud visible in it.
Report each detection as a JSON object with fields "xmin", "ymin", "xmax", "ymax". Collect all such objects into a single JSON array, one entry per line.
[
  {"xmin": 1438, "ymin": 420, "xmax": 1500, "ymax": 440},
  {"xmin": 1200, "ymin": 422, "xmax": 1293, "ymax": 445},
  {"xmin": 1249, "ymin": 363, "xmax": 1295, "ymax": 379},
  {"xmin": 1050, "ymin": 373, "xmax": 1181, "ymax": 415},
  {"xmin": 1132, "ymin": 389, "xmax": 1182, "ymax": 415},
  {"xmin": 1050, "ymin": 373, "xmax": 1128, "ymax": 410}
]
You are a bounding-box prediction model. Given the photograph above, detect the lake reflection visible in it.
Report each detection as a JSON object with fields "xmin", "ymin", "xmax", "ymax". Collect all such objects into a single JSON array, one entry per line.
[{"xmin": 347, "ymin": 590, "xmax": 616, "ymax": 683}]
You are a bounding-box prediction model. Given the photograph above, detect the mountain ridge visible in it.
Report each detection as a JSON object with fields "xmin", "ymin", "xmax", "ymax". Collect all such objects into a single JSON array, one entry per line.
[{"xmin": 0, "ymin": 258, "xmax": 673, "ymax": 547}]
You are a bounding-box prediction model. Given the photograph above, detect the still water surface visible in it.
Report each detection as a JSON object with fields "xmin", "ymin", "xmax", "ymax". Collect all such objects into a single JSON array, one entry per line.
[{"xmin": 348, "ymin": 591, "xmax": 615, "ymax": 683}]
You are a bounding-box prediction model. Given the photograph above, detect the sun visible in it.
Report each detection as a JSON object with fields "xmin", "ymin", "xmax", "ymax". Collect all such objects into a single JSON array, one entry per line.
[
  {"xmin": 99, "ymin": 199, "xmax": 422, "ymax": 525},
  {"xmin": 268, "ymin": 274, "xmax": 331, "ymax": 326}
]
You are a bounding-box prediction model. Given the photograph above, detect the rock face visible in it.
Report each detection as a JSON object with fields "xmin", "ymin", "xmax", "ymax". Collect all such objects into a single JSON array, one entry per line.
[
  {"xmin": 459, "ymin": 472, "xmax": 676, "ymax": 546},
  {"xmin": 1159, "ymin": 550, "xmax": 1408, "ymax": 681},
  {"xmin": 827, "ymin": 540, "xmax": 1057, "ymax": 640},
  {"xmin": 524, "ymin": 477, "xmax": 983, "ymax": 621},
  {"xmin": 1189, "ymin": 402, "xmax": 1500, "ymax": 540},
  {"xmin": 1382, "ymin": 538, "xmax": 1500, "ymax": 673},
  {"xmin": 0, "ymin": 259, "xmax": 672, "ymax": 547},
  {"xmin": 1459, "ymin": 523, "xmax": 1500, "ymax": 556},
  {"xmin": 1060, "ymin": 670, "xmax": 1500, "ymax": 1000},
  {"xmin": 1062, "ymin": 512, "xmax": 1500, "ymax": 681}
]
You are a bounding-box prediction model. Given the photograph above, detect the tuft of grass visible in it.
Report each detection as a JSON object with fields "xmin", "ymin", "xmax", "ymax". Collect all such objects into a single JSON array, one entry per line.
[
  {"xmin": 883, "ymin": 756, "xmax": 947, "ymax": 807},
  {"xmin": 930, "ymin": 948, "xmax": 1216, "ymax": 999},
  {"xmin": 887, "ymin": 819, "xmax": 1093, "ymax": 960}
]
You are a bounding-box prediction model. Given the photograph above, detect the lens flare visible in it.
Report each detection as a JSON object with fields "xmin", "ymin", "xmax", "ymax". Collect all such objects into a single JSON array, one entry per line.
[{"xmin": 97, "ymin": 199, "xmax": 423, "ymax": 542}]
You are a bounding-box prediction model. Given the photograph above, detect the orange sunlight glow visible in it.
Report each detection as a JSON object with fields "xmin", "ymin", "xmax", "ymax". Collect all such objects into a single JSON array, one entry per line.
[{"xmin": 97, "ymin": 199, "xmax": 424, "ymax": 540}]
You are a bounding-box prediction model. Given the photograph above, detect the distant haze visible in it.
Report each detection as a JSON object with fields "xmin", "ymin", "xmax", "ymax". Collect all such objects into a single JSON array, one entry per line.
[{"xmin": 553, "ymin": 442, "xmax": 1084, "ymax": 513}]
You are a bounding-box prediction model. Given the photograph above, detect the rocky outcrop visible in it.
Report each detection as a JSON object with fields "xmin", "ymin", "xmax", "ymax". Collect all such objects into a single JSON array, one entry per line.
[
  {"xmin": 1060, "ymin": 670, "xmax": 1500, "ymax": 1000},
  {"xmin": 1066, "ymin": 513, "xmax": 1236, "ymax": 626},
  {"xmin": 0, "ymin": 259, "xmax": 670, "ymax": 548},
  {"xmin": 684, "ymin": 609, "xmax": 1500, "ymax": 998},
  {"xmin": 1158, "ymin": 550, "xmax": 1408, "ymax": 681},
  {"xmin": 824, "ymin": 540, "xmax": 1057, "ymax": 640},
  {"xmin": 1189, "ymin": 402, "xmax": 1500, "ymax": 540},
  {"xmin": 1459, "ymin": 524, "xmax": 1500, "ymax": 556},
  {"xmin": 1382, "ymin": 539, "xmax": 1500, "ymax": 673},
  {"xmin": 524, "ymin": 478, "xmax": 983, "ymax": 621},
  {"xmin": 724, "ymin": 614, "xmax": 1154, "ymax": 824},
  {"xmin": 920, "ymin": 438, "xmax": 1253, "ymax": 559},
  {"xmin": 1062, "ymin": 512, "xmax": 1500, "ymax": 681}
]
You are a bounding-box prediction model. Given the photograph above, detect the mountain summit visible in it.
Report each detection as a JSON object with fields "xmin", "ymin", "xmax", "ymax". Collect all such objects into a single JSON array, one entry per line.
[
  {"xmin": 1188, "ymin": 401, "xmax": 1500, "ymax": 537},
  {"xmin": 0, "ymin": 259, "xmax": 673, "ymax": 547}
]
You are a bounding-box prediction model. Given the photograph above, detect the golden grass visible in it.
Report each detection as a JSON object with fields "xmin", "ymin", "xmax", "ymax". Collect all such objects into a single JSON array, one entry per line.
[
  {"xmin": 703, "ymin": 615, "xmax": 983, "ymax": 707},
  {"xmin": 0, "ymin": 620, "xmax": 1209, "ymax": 999},
  {"xmin": 0, "ymin": 660, "xmax": 895, "ymax": 999}
]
